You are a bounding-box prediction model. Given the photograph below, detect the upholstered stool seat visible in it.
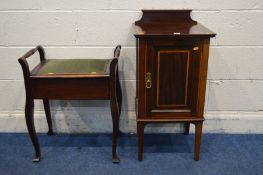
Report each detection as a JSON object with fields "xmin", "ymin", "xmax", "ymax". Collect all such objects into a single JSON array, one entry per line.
[{"xmin": 32, "ymin": 59, "xmax": 111, "ymax": 76}]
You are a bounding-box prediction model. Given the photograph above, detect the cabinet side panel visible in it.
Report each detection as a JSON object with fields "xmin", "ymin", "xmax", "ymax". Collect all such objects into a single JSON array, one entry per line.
[
  {"xmin": 196, "ymin": 39, "xmax": 211, "ymax": 118},
  {"xmin": 137, "ymin": 38, "xmax": 147, "ymax": 119}
]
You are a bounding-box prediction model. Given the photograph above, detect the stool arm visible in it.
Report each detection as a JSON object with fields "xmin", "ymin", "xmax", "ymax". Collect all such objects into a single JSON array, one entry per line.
[
  {"xmin": 113, "ymin": 45, "xmax": 121, "ymax": 58},
  {"xmin": 18, "ymin": 45, "xmax": 46, "ymax": 84},
  {"xmin": 110, "ymin": 44, "xmax": 122, "ymax": 93},
  {"xmin": 19, "ymin": 45, "xmax": 46, "ymax": 61},
  {"xmin": 110, "ymin": 44, "xmax": 122, "ymax": 78}
]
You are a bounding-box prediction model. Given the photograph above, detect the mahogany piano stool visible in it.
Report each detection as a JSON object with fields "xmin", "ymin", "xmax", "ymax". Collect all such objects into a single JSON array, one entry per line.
[
  {"xmin": 134, "ymin": 10, "xmax": 216, "ymax": 161},
  {"xmin": 18, "ymin": 45, "xmax": 122, "ymax": 163}
]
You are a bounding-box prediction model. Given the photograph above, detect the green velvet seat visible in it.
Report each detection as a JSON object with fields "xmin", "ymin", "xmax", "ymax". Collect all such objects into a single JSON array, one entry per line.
[{"xmin": 33, "ymin": 59, "xmax": 111, "ymax": 76}]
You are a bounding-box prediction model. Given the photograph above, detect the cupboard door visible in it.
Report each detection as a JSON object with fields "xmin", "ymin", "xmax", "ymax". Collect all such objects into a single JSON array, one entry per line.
[{"xmin": 146, "ymin": 43, "xmax": 201, "ymax": 117}]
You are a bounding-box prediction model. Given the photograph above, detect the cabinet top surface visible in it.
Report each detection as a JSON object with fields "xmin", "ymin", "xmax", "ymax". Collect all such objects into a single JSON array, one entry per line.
[{"xmin": 134, "ymin": 10, "xmax": 216, "ymax": 38}]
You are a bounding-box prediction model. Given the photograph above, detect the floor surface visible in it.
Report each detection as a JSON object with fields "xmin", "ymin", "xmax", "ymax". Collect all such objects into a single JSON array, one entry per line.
[{"xmin": 0, "ymin": 133, "xmax": 262, "ymax": 175}]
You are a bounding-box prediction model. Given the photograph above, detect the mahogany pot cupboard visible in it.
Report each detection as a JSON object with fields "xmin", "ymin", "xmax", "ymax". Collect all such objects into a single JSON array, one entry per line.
[{"xmin": 134, "ymin": 10, "xmax": 216, "ymax": 161}]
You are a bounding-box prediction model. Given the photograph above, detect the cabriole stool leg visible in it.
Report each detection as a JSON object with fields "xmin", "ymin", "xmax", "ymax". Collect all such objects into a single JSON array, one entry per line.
[
  {"xmin": 25, "ymin": 98, "xmax": 41, "ymax": 162},
  {"xmin": 43, "ymin": 99, "xmax": 53, "ymax": 135},
  {"xmin": 110, "ymin": 97, "xmax": 120, "ymax": 163}
]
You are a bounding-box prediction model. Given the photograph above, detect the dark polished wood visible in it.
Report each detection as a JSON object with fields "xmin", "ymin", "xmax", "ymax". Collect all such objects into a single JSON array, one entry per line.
[
  {"xmin": 137, "ymin": 122, "xmax": 145, "ymax": 161},
  {"xmin": 134, "ymin": 10, "xmax": 215, "ymax": 161},
  {"xmin": 184, "ymin": 123, "xmax": 190, "ymax": 135},
  {"xmin": 134, "ymin": 10, "xmax": 215, "ymax": 38},
  {"xmin": 43, "ymin": 99, "xmax": 53, "ymax": 135},
  {"xmin": 194, "ymin": 122, "xmax": 203, "ymax": 161},
  {"xmin": 18, "ymin": 45, "xmax": 122, "ymax": 163}
]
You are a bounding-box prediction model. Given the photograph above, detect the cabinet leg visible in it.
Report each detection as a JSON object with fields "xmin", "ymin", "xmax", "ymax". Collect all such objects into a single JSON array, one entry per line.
[
  {"xmin": 25, "ymin": 98, "xmax": 41, "ymax": 162},
  {"xmin": 184, "ymin": 123, "xmax": 190, "ymax": 135},
  {"xmin": 43, "ymin": 99, "xmax": 53, "ymax": 135},
  {"xmin": 194, "ymin": 122, "xmax": 203, "ymax": 161},
  {"xmin": 137, "ymin": 122, "xmax": 145, "ymax": 161},
  {"xmin": 110, "ymin": 97, "xmax": 120, "ymax": 163}
]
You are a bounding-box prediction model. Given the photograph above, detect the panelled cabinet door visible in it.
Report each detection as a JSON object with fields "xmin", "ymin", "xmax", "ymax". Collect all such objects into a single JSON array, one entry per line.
[{"xmin": 145, "ymin": 39, "xmax": 201, "ymax": 118}]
